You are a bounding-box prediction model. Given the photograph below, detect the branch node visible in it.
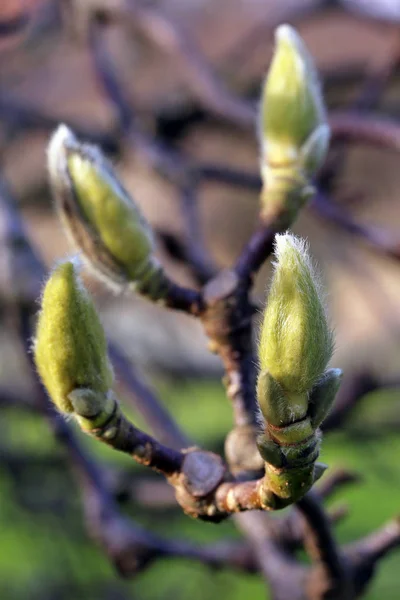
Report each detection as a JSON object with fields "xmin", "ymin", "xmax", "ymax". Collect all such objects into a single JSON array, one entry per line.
[{"xmin": 181, "ymin": 450, "xmax": 226, "ymax": 498}]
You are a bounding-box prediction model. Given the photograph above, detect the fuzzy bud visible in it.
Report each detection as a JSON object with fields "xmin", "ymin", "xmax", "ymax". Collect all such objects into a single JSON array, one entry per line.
[
  {"xmin": 33, "ymin": 259, "xmax": 113, "ymax": 415},
  {"xmin": 47, "ymin": 125, "xmax": 165, "ymax": 298},
  {"xmin": 260, "ymin": 24, "xmax": 329, "ymax": 175},
  {"xmin": 258, "ymin": 234, "xmax": 333, "ymax": 396}
]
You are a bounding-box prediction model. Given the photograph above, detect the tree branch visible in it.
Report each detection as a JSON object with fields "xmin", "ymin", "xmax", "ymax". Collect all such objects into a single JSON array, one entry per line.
[
  {"xmin": 322, "ymin": 371, "xmax": 380, "ymax": 432},
  {"xmin": 330, "ymin": 112, "xmax": 400, "ymax": 152},
  {"xmin": 234, "ymin": 224, "xmax": 277, "ymax": 282},
  {"xmin": 109, "ymin": 344, "xmax": 190, "ymax": 449},
  {"xmin": 346, "ymin": 517, "xmax": 400, "ymax": 597},
  {"xmin": 297, "ymin": 492, "xmax": 352, "ymax": 597},
  {"xmin": 313, "ymin": 192, "xmax": 400, "ymax": 262},
  {"xmin": 71, "ymin": 0, "xmax": 255, "ymax": 126},
  {"xmin": 0, "ymin": 10, "xmax": 29, "ymax": 37}
]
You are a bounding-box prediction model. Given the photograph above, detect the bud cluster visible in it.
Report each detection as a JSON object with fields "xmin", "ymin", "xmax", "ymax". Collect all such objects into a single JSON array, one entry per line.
[{"xmin": 32, "ymin": 23, "xmax": 337, "ymax": 513}]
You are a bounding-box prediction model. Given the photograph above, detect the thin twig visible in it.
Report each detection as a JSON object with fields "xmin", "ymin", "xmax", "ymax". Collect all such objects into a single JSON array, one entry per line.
[
  {"xmin": 0, "ymin": 94, "xmax": 119, "ymax": 153},
  {"xmin": 0, "ymin": 11, "xmax": 30, "ymax": 36},
  {"xmin": 297, "ymin": 492, "xmax": 351, "ymax": 597},
  {"xmin": 313, "ymin": 191, "xmax": 400, "ymax": 261},
  {"xmin": 109, "ymin": 344, "xmax": 190, "ymax": 449},
  {"xmin": 316, "ymin": 469, "xmax": 361, "ymax": 499},
  {"xmin": 235, "ymin": 511, "xmax": 307, "ymax": 600},
  {"xmin": 177, "ymin": 181, "xmax": 217, "ymax": 284},
  {"xmin": 322, "ymin": 371, "xmax": 379, "ymax": 432},
  {"xmin": 89, "ymin": 0, "xmax": 255, "ymax": 126},
  {"xmin": 234, "ymin": 224, "xmax": 277, "ymax": 282},
  {"xmin": 346, "ymin": 517, "xmax": 400, "ymax": 597},
  {"xmin": 330, "ymin": 112, "xmax": 400, "ymax": 152}
]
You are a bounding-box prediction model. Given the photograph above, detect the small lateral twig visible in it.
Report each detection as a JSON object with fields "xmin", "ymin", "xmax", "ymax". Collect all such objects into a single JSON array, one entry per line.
[
  {"xmin": 234, "ymin": 224, "xmax": 277, "ymax": 283},
  {"xmin": 0, "ymin": 11, "xmax": 30, "ymax": 37},
  {"xmin": 330, "ymin": 112, "xmax": 400, "ymax": 153},
  {"xmin": 73, "ymin": 0, "xmax": 255, "ymax": 127},
  {"xmin": 297, "ymin": 492, "xmax": 352, "ymax": 598},
  {"xmin": 316, "ymin": 469, "xmax": 361, "ymax": 499},
  {"xmin": 322, "ymin": 371, "xmax": 380, "ymax": 432},
  {"xmin": 177, "ymin": 180, "xmax": 218, "ymax": 284},
  {"xmin": 312, "ymin": 192, "xmax": 400, "ymax": 262},
  {"xmin": 109, "ymin": 344, "xmax": 190, "ymax": 449},
  {"xmin": 345, "ymin": 517, "xmax": 400, "ymax": 597}
]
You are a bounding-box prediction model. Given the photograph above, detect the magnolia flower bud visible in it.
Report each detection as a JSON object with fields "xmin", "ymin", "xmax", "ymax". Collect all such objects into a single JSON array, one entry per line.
[
  {"xmin": 260, "ymin": 24, "xmax": 329, "ymax": 172},
  {"xmin": 256, "ymin": 235, "xmax": 339, "ymax": 504},
  {"xmin": 34, "ymin": 259, "xmax": 113, "ymax": 415},
  {"xmin": 258, "ymin": 234, "xmax": 333, "ymax": 396},
  {"xmin": 47, "ymin": 125, "xmax": 165, "ymax": 298}
]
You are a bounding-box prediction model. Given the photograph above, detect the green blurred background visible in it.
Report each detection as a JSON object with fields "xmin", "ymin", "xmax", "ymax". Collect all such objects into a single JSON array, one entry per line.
[{"xmin": 2, "ymin": 381, "xmax": 400, "ymax": 599}]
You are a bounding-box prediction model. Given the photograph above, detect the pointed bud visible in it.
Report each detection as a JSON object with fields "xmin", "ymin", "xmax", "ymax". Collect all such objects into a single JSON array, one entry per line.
[
  {"xmin": 47, "ymin": 125, "xmax": 165, "ymax": 298},
  {"xmin": 258, "ymin": 234, "xmax": 333, "ymax": 395},
  {"xmin": 33, "ymin": 259, "xmax": 113, "ymax": 414},
  {"xmin": 260, "ymin": 24, "xmax": 329, "ymax": 172}
]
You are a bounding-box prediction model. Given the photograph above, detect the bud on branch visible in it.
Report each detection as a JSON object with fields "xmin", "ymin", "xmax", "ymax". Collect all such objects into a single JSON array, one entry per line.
[
  {"xmin": 256, "ymin": 234, "xmax": 341, "ymax": 507},
  {"xmin": 33, "ymin": 259, "xmax": 115, "ymax": 428},
  {"xmin": 47, "ymin": 125, "xmax": 168, "ymax": 300},
  {"xmin": 259, "ymin": 234, "xmax": 333, "ymax": 394},
  {"xmin": 259, "ymin": 25, "xmax": 330, "ymax": 223},
  {"xmin": 33, "ymin": 260, "xmax": 184, "ymax": 475}
]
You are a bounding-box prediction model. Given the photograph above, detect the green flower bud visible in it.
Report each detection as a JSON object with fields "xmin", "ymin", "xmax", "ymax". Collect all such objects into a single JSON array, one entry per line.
[
  {"xmin": 47, "ymin": 125, "xmax": 165, "ymax": 298},
  {"xmin": 258, "ymin": 234, "xmax": 333, "ymax": 395},
  {"xmin": 33, "ymin": 259, "xmax": 113, "ymax": 414},
  {"xmin": 260, "ymin": 24, "xmax": 329, "ymax": 172}
]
